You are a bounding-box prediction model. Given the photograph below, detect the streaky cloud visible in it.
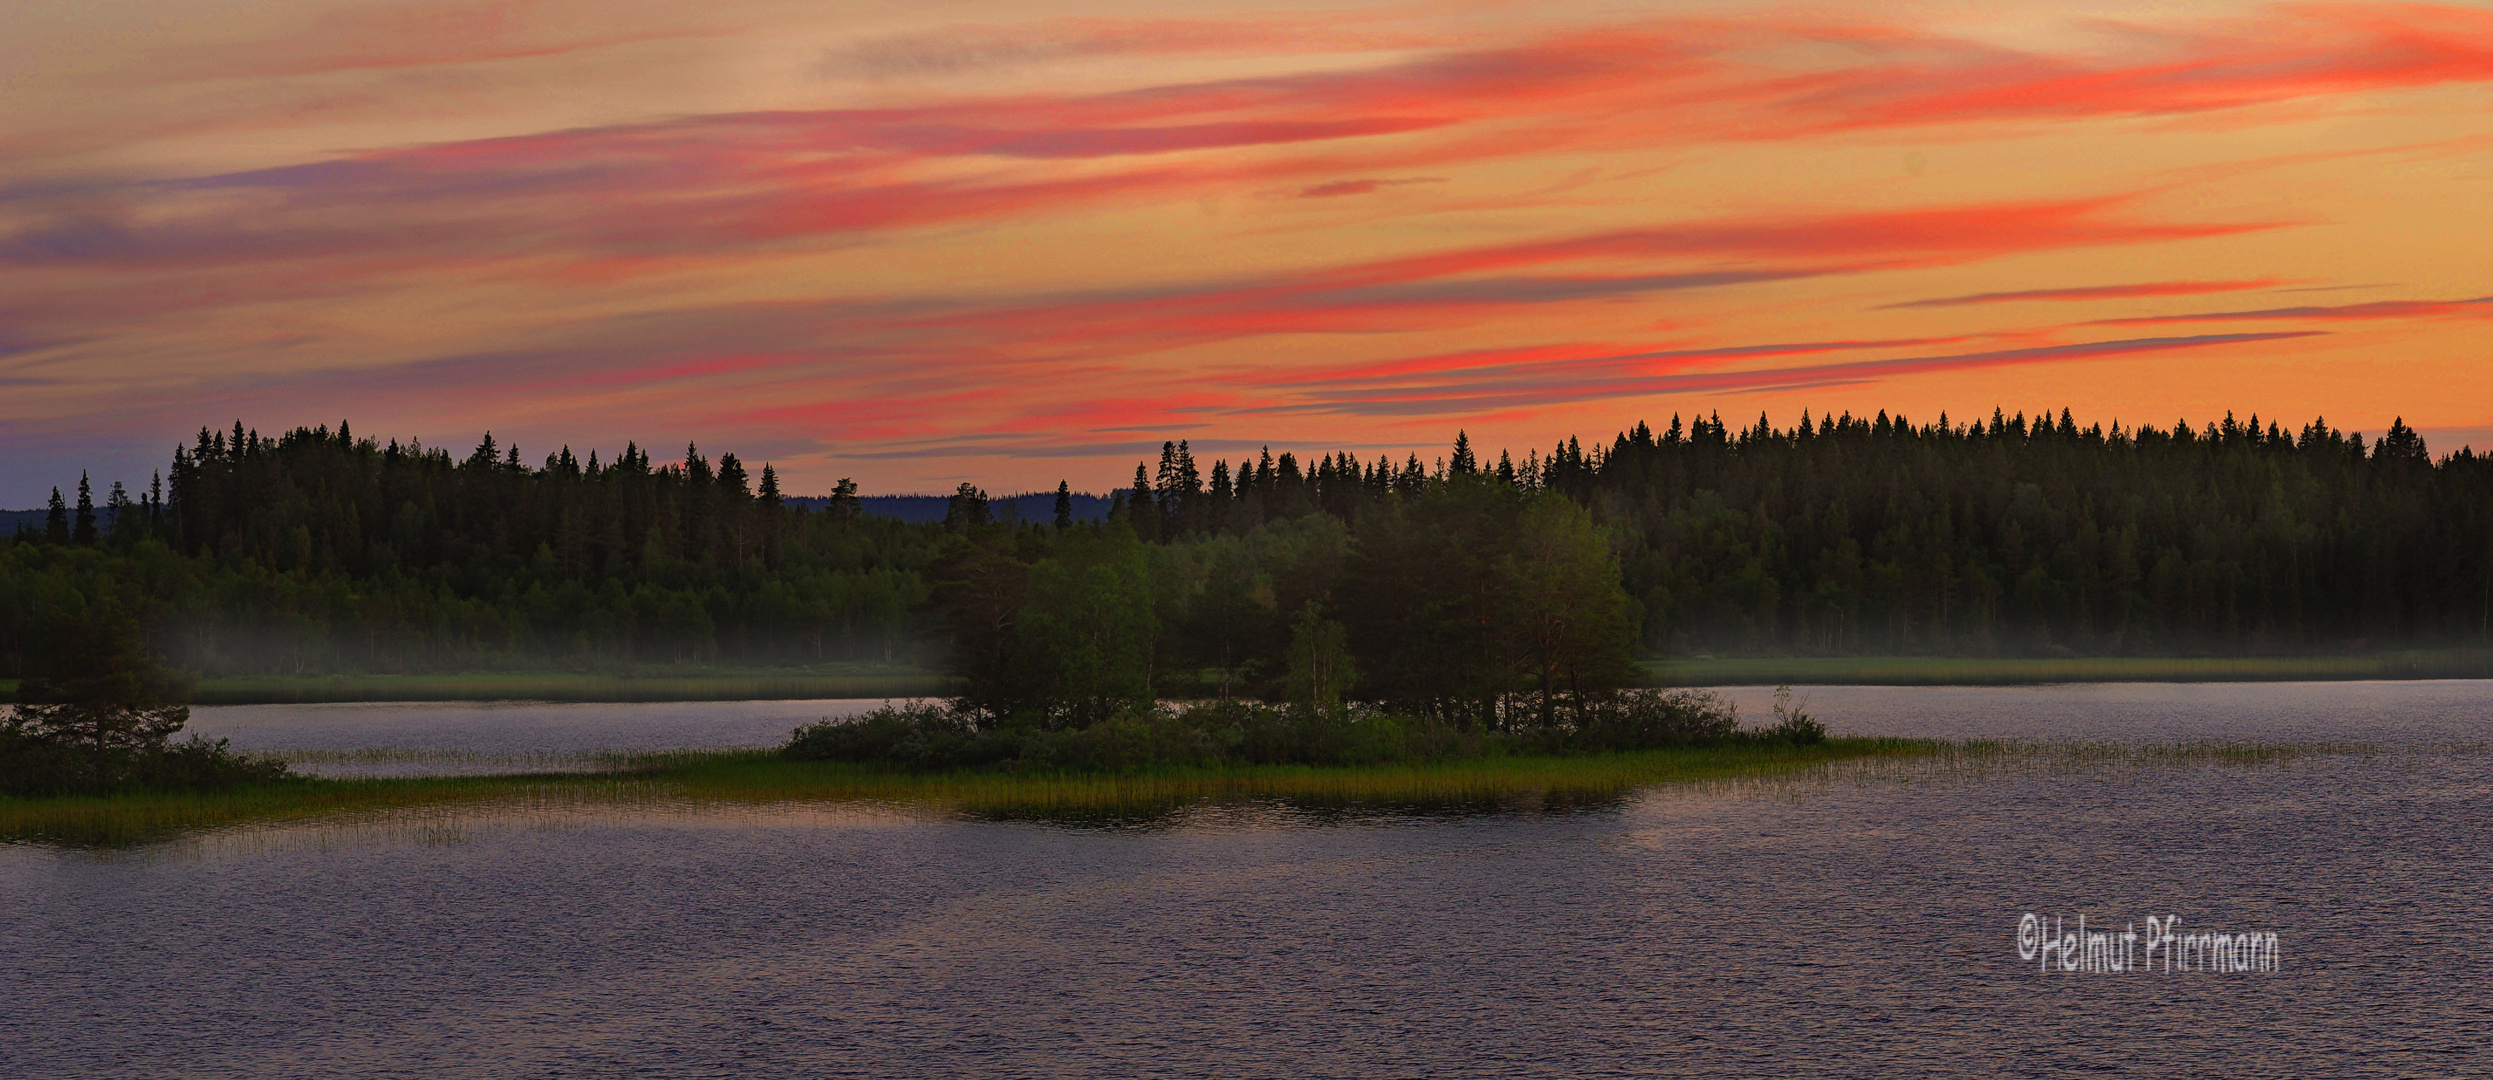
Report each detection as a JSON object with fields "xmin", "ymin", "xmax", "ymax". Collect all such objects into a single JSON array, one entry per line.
[
  {"xmin": 2089, "ymin": 296, "xmax": 2493, "ymax": 325},
  {"xmin": 1878, "ymin": 279, "xmax": 2283, "ymax": 308}
]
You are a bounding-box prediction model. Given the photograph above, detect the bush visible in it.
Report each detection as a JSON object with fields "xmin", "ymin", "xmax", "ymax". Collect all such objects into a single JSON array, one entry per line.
[
  {"xmin": 779, "ymin": 690, "xmax": 1807, "ymax": 772},
  {"xmin": 782, "ymin": 701, "xmax": 1019, "ymax": 770},
  {"xmin": 787, "ymin": 697, "xmax": 1577, "ymax": 772},
  {"xmin": 1759, "ymin": 685, "xmax": 1827, "ymax": 745},
  {"xmin": 0, "ymin": 727, "xmax": 294, "ymax": 798},
  {"xmin": 1566, "ymin": 688, "xmax": 1744, "ymax": 752}
]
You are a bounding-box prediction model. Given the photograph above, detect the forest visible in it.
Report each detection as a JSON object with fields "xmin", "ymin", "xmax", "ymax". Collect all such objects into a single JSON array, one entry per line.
[{"xmin": 4, "ymin": 409, "xmax": 2491, "ymax": 714}]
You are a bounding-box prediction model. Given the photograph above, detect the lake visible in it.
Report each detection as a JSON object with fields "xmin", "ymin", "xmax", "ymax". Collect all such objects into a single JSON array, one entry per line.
[{"xmin": 3, "ymin": 682, "xmax": 2486, "ymax": 1077}]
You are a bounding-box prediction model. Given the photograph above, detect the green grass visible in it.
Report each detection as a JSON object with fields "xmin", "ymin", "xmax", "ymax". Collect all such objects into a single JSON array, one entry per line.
[
  {"xmin": 1642, "ymin": 649, "xmax": 2493, "ymax": 686},
  {"xmin": 0, "ymin": 739, "xmax": 1933, "ymax": 846}
]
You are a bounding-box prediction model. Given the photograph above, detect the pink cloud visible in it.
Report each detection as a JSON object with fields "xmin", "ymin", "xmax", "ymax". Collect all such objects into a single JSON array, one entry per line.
[
  {"xmin": 16, "ymin": 3, "xmax": 2460, "ymax": 284},
  {"xmin": 1260, "ymin": 332, "xmax": 2331, "ymax": 417},
  {"xmin": 1295, "ymin": 177, "xmax": 1445, "ymax": 198}
]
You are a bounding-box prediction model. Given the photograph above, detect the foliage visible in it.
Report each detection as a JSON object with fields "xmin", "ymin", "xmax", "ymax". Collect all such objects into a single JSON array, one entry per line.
[
  {"xmin": 1108, "ymin": 414, "xmax": 2493, "ymax": 657},
  {"xmin": 1761, "ymin": 685, "xmax": 1827, "ymax": 746},
  {"xmin": 781, "ymin": 688, "xmax": 1760, "ymax": 772},
  {"xmin": 10, "ymin": 614, "xmax": 194, "ymax": 754},
  {"xmin": 1283, "ymin": 603, "xmax": 1357, "ymax": 714},
  {"xmin": 0, "ymin": 423, "xmax": 938, "ymax": 677},
  {"xmin": 1, "ymin": 615, "xmax": 292, "ymax": 797},
  {"xmin": 11, "ymin": 406, "xmax": 2493, "ymax": 697},
  {"xmin": 1009, "ymin": 525, "xmax": 1159, "ymax": 726}
]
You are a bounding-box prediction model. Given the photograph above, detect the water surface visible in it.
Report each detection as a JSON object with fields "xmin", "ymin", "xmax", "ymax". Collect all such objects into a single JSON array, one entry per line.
[{"xmin": 4, "ymin": 684, "xmax": 2484, "ymax": 1077}]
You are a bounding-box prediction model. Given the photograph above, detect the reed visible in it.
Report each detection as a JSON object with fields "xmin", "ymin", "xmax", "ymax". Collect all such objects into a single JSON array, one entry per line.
[
  {"xmin": 1, "ymin": 736, "xmax": 2402, "ymax": 847},
  {"xmin": 1, "ymin": 739, "xmax": 1929, "ymax": 845}
]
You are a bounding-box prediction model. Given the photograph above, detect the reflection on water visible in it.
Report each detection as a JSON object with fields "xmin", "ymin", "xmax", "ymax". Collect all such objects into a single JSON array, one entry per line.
[{"xmin": 2, "ymin": 685, "xmax": 2486, "ymax": 1077}]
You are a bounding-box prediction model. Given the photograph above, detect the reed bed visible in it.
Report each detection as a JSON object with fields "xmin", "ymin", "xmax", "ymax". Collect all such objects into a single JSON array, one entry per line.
[
  {"xmin": 3, "ymin": 740, "xmax": 1927, "ymax": 846},
  {"xmin": 0, "ymin": 736, "xmax": 2396, "ymax": 848}
]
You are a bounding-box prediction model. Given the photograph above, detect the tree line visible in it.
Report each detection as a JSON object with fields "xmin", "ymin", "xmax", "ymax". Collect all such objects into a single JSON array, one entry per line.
[
  {"xmin": 6, "ymin": 407, "xmax": 2491, "ymax": 691},
  {"xmin": 3, "ymin": 423, "xmax": 933, "ymax": 677},
  {"xmin": 1091, "ymin": 409, "xmax": 2493, "ymax": 657}
]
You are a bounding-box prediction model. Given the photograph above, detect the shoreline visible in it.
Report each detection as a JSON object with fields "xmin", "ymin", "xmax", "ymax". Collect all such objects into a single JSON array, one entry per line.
[
  {"xmin": 0, "ymin": 739, "xmax": 1930, "ymax": 846},
  {"xmin": 7, "ymin": 651, "xmax": 2490, "ymax": 705}
]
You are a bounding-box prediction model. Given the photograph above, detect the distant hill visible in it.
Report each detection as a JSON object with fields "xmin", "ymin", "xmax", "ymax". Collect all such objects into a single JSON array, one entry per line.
[
  {"xmin": 1, "ymin": 509, "xmax": 47, "ymax": 535},
  {"xmin": 784, "ymin": 491, "xmax": 1119, "ymax": 525}
]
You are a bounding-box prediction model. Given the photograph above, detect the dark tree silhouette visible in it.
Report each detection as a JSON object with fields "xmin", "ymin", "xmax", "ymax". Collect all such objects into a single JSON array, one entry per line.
[{"xmin": 9, "ymin": 614, "xmax": 192, "ymax": 757}]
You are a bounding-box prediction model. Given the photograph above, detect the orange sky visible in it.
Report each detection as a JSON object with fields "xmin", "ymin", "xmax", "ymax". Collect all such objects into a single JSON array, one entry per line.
[{"xmin": 4, "ymin": 0, "xmax": 2491, "ymax": 500}]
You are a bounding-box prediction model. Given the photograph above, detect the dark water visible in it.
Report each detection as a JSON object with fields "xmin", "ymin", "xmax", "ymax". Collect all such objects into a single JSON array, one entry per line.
[{"xmin": 4, "ymin": 685, "xmax": 2488, "ymax": 1077}]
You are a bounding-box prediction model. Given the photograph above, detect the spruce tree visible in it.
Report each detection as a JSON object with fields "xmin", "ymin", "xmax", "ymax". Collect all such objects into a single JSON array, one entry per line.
[
  {"xmin": 1130, "ymin": 462, "xmax": 1158, "ymax": 540},
  {"xmin": 45, "ymin": 486, "xmax": 67, "ymax": 544},
  {"xmin": 72, "ymin": 473, "xmax": 96, "ymax": 544},
  {"xmin": 105, "ymin": 480, "xmax": 132, "ymax": 540},
  {"xmin": 1054, "ymin": 481, "xmax": 1074, "ymax": 529}
]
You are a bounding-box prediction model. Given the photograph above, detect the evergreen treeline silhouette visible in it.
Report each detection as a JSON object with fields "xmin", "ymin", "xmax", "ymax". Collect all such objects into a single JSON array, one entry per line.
[
  {"xmin": 1104, "ymin": 408, "xmax": 2492, "ymax": 655},
  {"xmin": 2, "ymin": 423, "xmax": 933, "ymax": 676},
  {"xmin": 3, "ymin": 408, "xmax": 2490, "ymax": 688}
]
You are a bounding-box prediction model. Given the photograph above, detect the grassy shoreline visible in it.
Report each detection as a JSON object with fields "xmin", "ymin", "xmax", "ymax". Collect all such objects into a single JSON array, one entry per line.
[
  {"xmin": 0, "ymin": 739, "xmax": 1929, "ymax": 846},
  {"xmin": 7, "ymin": 652, "xmax": 2487, "ymax": 706}
]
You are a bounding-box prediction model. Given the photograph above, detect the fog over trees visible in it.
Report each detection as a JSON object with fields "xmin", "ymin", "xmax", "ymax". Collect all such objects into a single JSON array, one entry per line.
[{"xmin": 4, "ymin": 409, "xmax": 2490, "ymax": 707}]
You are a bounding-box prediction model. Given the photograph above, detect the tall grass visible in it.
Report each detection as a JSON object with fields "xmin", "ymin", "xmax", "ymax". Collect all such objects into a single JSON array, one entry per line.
[
  {"xmin": 3, "ymin": 735, "xmax": 2396, "ymax": 847},
  {"xmin": 2, "ymin": 740, "xmax": 1930, "ymax": 846},
  {"xmin": 1643, "ymin": 650, "xmax": 2493, "ymax": 686}
]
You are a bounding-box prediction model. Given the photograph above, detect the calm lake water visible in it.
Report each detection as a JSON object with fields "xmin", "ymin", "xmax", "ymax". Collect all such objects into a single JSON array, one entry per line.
[{"xmin": 4, "ymin": 683, "xmax": 2487, "ymax": 1077}]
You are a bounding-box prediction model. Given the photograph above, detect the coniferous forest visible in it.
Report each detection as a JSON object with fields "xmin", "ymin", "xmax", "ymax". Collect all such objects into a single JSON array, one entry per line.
[{"xmin": 4, "ymin": 409, "xmax": 2491, "ymax": 711}]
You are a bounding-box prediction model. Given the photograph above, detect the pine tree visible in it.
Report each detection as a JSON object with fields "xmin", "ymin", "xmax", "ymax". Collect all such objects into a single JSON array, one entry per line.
[
  {"xmin": 1450, "ymin": 431, "xmax": 1477, "ymax": 475},
  {"xmin": 1054, "ymin": 481, "xmax": 1074, "ymax": 529},
  {"xmin": 757, "ymin": 464, "xmax": 783, "ymax": 508},
  {"xmin": 105, "ymin": 480, "xmax": 132, "ymax": 540},
  {"xmin": 943, "ymin": 482, "xmax": 989, "ymax": 531},
  {"xmin": 1130, "ymin": 461, "xmax": 1159, "ymax": 540},
  {"xmin": 72, "ymin": 473, "xmax": 96, "ymax": 544},
  {"xmin": 45, "ymin": 486, "xmax": 67, "ymax": 544}
]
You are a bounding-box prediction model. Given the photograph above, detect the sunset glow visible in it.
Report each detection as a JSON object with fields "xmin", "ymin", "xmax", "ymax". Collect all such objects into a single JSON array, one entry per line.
[{"xmin": 6, "ymin": 0, "xmax": 2492, "ymax": 498}]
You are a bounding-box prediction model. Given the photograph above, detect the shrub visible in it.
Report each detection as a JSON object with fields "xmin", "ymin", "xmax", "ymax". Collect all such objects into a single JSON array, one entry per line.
[
  {"xmin": 783, "ymin": 701, "xmax": 1019, "ymax": 770},
  {"xmin": 1567, "ymin": 688, "xmax": 1744, "ymax": 751},
  {"xmin": 0, "ymin": 727, "xmax": 294, "ymax": 798},
  {"xmin": 1759, "ymin": 685, "xmax": 1827, "ymax": 745}
]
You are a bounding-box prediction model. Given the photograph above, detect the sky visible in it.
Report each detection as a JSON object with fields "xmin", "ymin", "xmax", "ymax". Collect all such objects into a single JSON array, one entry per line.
[{"xmin": 4, "ymin": 0, "xmax": 2491, "ymax": 502}]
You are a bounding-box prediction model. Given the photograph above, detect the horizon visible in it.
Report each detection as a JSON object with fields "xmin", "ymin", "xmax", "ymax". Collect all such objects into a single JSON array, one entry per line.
[
  {"xmin": 6, "ymin": 0, "xmax": 2491, "ymax": 504},
  {"xmin": 1, "ymin": 403, "xmax": 2469, "ymax": 510}
]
